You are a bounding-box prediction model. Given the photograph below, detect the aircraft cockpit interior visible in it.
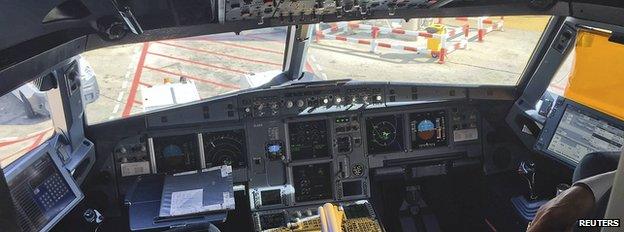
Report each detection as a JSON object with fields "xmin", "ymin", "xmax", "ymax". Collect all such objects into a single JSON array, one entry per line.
[{"xmin": 1, "ymin": 0, "xmax": 624, "ymax": 231}]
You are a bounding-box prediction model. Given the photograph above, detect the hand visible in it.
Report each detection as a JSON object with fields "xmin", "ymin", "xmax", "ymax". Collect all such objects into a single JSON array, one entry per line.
[{"xmin": 527, "ymin": 185, "xmax": 595, "ymax": 232}]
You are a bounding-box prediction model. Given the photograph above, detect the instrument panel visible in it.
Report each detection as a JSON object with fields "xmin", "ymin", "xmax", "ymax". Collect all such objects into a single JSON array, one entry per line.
[{"xmin": 107, "ymin": 83, "xmax": 493, "ymax": 227}]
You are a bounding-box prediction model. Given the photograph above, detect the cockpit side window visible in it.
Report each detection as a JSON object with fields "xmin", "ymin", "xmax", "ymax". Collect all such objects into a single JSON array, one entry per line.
[{"xmin": 0, "ymin": 83, "xmax": 54, "ymax": 168}]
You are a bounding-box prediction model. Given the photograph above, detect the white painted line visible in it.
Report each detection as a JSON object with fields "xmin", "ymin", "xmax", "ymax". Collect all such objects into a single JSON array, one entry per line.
[
  {"xmin": 109, "ymin": 116, "xmax": 115, "ymax": 120},
  {"xmin": 321, "ymin": 73, "xmax": 328, "ymax": 80},
  {"xmin": 310, "ymin": 55, "xmax": 317, "ymax": 62},
  {"xmin": 316, "ymin": 64, "xmax": 323, "ymax": 71},
  {"xmin": 117, "ymin": 92, "xmax": 124, "ymax": 102},
  {"xmin": 112, "ymin": 104, "xmax": 120, "ymax": 114},
  {"xmin": 122, "ymin": 80, "xmax": 129, "ymax": 89}
]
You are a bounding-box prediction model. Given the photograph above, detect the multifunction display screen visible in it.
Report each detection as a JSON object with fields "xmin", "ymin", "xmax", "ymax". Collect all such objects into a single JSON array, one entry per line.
[{"xmin": 547, "ymin": 106, "xmax": 624, "ymax": 164}]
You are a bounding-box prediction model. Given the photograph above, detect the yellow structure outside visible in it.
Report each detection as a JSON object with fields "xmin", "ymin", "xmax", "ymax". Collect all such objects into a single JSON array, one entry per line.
[
  {"xmin": 426, "ymin": 24, "xmax": 446, "ymax": 52},
  {"xmin": 563, "ymin": 29, "xmax": 624, "ymax": 121}
]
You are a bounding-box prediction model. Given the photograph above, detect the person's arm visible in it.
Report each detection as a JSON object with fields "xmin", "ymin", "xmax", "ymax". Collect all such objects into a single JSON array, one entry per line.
[
  {"xmin": 573, "ymin": 171, "xmax": 616, "ymax": 203},
  {"xmin": 527, "ymin": 171, "xmax": 616, "ymax": 232}
]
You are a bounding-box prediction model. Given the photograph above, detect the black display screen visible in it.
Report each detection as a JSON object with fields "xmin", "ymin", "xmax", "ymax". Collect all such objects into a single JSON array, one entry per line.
[
  {"xmin": 410, "ymin": 110, "xmax": 448, "ymax": 149},
  {"xmin": 260, "ymin": 189, "xmax": 282, "ymax": 206},
  {"xmin": 288, "ymin": 120, "xmax": 330, "ymax": 160},
  {"xmin": 203, "ymin": 129, "xmax": 246, "ymax": 168},
  {"xmin": 9, "ymin": 154, "xmax": 77, "ymax": 232},
  {"xmin": 153, "ymin": 134, "xmax": 200, "ymax": 174},
  {"xmin": 366, "ymin": 115, "xmax": 404, "ymax": 154},
  {"xmin": 293, "ymin": 163, "xmax": 333, "ymax": 202}
]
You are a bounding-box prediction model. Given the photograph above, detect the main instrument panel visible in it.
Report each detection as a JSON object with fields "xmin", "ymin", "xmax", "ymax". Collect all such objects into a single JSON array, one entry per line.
[{"xmin": 107, "ymin": 82, "xmax": 496, "ymax": 230}]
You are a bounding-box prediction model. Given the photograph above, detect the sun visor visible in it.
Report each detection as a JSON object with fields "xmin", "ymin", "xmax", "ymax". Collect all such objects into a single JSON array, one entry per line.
[{"xmin": 562, "ymin": 29, "xmax": 624, "ymax": 121}]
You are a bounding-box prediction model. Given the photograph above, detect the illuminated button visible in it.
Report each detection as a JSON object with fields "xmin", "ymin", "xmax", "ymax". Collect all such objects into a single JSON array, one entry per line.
[
  {"xmin": 375, "ymin": 95, "xmax": 382, "ymax": 101},
  {"xmin": 335, "ymin": 97, "xmax": 342, "ymax": 104},
  {"xmin": 323, "ymin": 98, "xmax": 330, "ymax": 104}
]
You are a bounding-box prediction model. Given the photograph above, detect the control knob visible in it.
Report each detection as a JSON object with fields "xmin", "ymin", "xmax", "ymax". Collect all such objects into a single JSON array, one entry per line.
[
  {"xmin": 297, "ymin": 99, "xmax": 305, "ymax": 108},
  {"xmin": 286, "ymin": 100, "xmax": 294, "ymax": 108}
]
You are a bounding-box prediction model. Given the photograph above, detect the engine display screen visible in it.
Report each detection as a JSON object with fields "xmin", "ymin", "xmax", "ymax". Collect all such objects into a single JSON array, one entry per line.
[
  {"xmin": 547, "ymin": 106, "xmax": 624, "ymax": 164},
  {"xmin": 152, "ymin": 134, "xmax": 200, "ymax": 174},
  {"xmin": 288, "ymin": 120, "xmax": 330, "ymax": 160},
  {"xmin": 292, "ymin": 163, "xmax": 333, "ymax": 202},
  {"xmin": 410, "ymin": 110, "xmax": 448, "ymax": 149}
]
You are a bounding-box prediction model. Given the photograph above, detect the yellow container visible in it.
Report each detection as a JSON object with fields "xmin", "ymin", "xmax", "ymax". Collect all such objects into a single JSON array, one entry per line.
[{"xmin": 426, "ymin": 24, "xmax": 446, "ymax": 52}]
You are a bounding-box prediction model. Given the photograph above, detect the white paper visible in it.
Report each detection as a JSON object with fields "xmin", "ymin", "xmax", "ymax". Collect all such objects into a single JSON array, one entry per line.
[{"xmin": 170, "ymin": 189, "xmax": 204, "ymax": 216}]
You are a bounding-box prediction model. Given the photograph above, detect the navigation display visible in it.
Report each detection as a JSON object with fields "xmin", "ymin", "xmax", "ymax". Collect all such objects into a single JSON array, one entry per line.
[
  {"xmin": 547, "ymin": 106, "xmax": 624, "ymax": 164},
  {"xmin": 410, "ymin": 110, "xmax": 448, "ymax": 149},
  {"xmin": 366, "ymin": 115, "xmax": 404, "ymax": 154}
]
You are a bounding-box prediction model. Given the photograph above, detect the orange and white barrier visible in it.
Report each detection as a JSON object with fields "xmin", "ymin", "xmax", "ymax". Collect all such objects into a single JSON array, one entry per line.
[{"xmin": 442, "ymin": 17, "xmax": 504, "ymax": 42}]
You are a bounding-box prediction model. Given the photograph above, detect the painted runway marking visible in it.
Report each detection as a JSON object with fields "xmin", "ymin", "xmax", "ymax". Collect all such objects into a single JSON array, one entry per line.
[{"xmin": 117, "ymin": 92, "xmax": 124, "ymax": 102}]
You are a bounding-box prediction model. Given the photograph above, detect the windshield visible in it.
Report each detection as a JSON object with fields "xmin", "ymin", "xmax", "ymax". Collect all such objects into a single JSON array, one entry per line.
[
  {"xmin": 82, "ymin": 27, "xmax": 287, "ymax": 124},
  {"xmin": 82, "ymin": 16, "xmax": 549, "ymax": 124},
  {"xmin": 306, "ymin": 16, "xmax": 550, "ymax": 85}
]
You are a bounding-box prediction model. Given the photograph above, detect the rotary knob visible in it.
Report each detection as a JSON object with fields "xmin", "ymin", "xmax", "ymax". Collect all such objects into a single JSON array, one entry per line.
[
  {"xmin": 286, "ymin": 100, "xmax": 294, "ymax": 108},
  {"xmin": 297, "ymin": 99, "xmax": 305, "ymax": 108},
  {"xmin": 375, "ymin": 95, "xmax": 382, "ymax": 101},
  {"xmin": 323, "ymin": 98, "xmax": 330, "ymax": 104}
]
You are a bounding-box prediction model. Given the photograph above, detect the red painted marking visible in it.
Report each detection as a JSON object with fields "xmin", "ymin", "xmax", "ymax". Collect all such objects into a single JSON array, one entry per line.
[
  {"xmin": 377, "ymin": 42, "xmax": 392, "ymax": 48},
  {"xmin": 484, "ymin": 218, "xmax": 497, "ymax": 232},
  {"xmin": 244, "ymin": 34, "xmax": 285, "ymax": 45},
  {"xmin": 305, "ymin": 62, "xmax": 314, "ymax": 73},
  {"xmin": 155, "ymin": 41, "xmax": 282, "ymax": 66},
  {"xmin": 418, "ymin": 32, "xmax": 433, "ymax": 38},
  {"xmin": 0, "ymin": 128, "xmax": 52, "ymax": 148},
  {"xmin": 143, "ymin": 66, "xmax": 240, "ymax": 89},
  {"xmin": 204, "ymin": 40, "xmax": 283, "ymax": 55},
  {"xmin": 483, "ymin": 19, "xmax": 494, "ymax": 24},
  {"xmin": 147, "ymin": 51, "xmax": 251, "ymax": 75},
  {"xmin": 455, "ymin": 17, "xmax": 468, "ymax": 21},
  {"xmin": 2, "ymin": 132, "xmax": 48, "ymax": 163},
  {"xmin": 121, "ymin": 42, "xmax": 149, "ymax": 118},
  {"xmin": 392, "ymin": 28, "xmax": 406, "ymax": 34},
  {"xmin": 336, "ymin": 36, "xmax": 347, "ymax": 41},
  {"xmin": 358, "ymin": 40, "xmax": 370, "ymax": 45},
  {"xmin": 122, "ymin": 42, "xmax": 149, "ymax": 118},
  {"xmin": 139, "ymin": 81, "xmax": 152, "ymax": 87},
  {"xmin": 404, "ymin": 47, "xmax": 418, "ymax": 52}
]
